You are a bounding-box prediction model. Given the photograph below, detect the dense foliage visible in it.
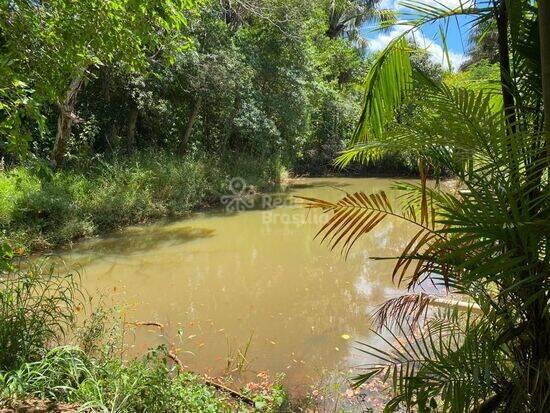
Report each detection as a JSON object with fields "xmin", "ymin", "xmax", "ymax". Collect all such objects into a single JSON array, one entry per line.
[
  {"xmin": 304, "ymin": 0, "xmax": 550, "ymax": 411},
  {"xmin": 0, "ymin": 0, "xmax": 372, "ymax": 171}
]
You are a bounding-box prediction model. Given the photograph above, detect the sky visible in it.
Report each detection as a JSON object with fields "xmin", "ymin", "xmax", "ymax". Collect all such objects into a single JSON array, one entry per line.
[{"xmin": 360, "ymin": 0, "xmax": 477, "ymax": 71}]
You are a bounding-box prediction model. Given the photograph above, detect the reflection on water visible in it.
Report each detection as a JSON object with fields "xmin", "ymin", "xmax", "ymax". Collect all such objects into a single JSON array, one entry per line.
[{"xmin": 57, "ymin": 177, "xmax": 417, "ymax": 398}]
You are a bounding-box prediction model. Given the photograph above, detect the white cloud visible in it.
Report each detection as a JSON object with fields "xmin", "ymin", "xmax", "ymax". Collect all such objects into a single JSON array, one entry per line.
[
  {"xmin": 412, "ymin": 30, "xmax": 467, "ymax": 70},
  {"xmin": 367, "ymin": 25, "xmax": 467, "ymax": 71},
  {"xmin": 367, "ymin": 0, "xmax": 471, "ymax": 71},
  {"xmin": 379, "ymin": 0, "xmax": 473, "ymax": 11},
  {"xmin": 378, "ymin": 0, "xmax": 398, "ymax": 9},
  {"xmin": 408, "ymin": 0, "xmax": 472, "ymax": 8}
]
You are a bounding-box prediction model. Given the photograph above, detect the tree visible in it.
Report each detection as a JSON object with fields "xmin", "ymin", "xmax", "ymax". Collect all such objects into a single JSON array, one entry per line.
[
  {"xmin": 0, "ymin": 0, "xmax": 195, "ymax": 167},
  {"xmin": 302, "ymin": 0, "xmax": 550, "ymax": 410},
  {"xmin": 325, "ymin": 0, "xmax": 383, "ymax": 40}
]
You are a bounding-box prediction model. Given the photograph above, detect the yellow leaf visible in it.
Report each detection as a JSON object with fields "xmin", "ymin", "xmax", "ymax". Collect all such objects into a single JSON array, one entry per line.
[{"xmin": 341, "ymin": 334, "xmax": 351, "ymax": 340}]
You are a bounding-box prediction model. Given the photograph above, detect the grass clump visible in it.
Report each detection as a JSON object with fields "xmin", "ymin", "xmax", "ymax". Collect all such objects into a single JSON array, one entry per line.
[{"xmin": 0, "ymin": 260, "xmax": 79, "ymax": 371}]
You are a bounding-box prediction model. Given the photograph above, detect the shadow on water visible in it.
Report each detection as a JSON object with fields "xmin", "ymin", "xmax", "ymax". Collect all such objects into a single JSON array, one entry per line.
[
  {"xmin": 283, "ymin": 180, "xmax": 352, "ymax": 191},
  {"xmin": 181, "ymin": 179, "xmax": 360, "ymax": 221},
  {"xmin": 65, "ymin": 226, "xmax": 216, "ymax": 257}
]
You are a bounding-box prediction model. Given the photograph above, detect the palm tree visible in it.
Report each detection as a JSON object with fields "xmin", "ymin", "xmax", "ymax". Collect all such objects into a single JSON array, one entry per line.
[
  {"xmin": 300, "ymin": 1, "xmax": 550, "ymax": 411},
  {"xmin": 326, "ymin": 0, "xmax": 395, "ymax": 42}
]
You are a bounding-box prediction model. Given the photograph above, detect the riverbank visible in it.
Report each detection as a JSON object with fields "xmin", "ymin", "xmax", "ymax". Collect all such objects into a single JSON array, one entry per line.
[
  {"xmin": 0, "ymin": 259, "xmax": 292, "ymax": 412},
  {"xmin": 0, "ymin": 347, "xmax": 289, "ymax": 412},
  {"xmin": 0, "ymin": 152, "xmax": 284, "ymax": 252}
]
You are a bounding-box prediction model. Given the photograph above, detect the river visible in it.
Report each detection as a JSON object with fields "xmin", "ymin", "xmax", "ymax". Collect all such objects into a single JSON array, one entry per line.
[{"xmin": 56, "ymin": 177, "xmax": 418, "ymax": 405}]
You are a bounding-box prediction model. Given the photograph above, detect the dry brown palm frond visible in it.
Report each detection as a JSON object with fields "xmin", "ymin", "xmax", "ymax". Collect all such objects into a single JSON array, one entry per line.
[
  {"xmin": 374, "ymin": 292, "xmax": 435, "ymax": 331},
  {"xmin": 296, "ymin": 190, "xmax": 445, "ymax": 266},
  {"xmin": 373, "ymin": 292, "xmax": 482, "ymax": 331}
]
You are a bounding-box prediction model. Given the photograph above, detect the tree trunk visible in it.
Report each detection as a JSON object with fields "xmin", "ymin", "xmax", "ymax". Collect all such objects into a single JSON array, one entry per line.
[
  {"xmin": 99, "ymin": 67, "xmax": 119, "ymax": 153},
  {"xmin": 50, "ymin": 76, "xmax": 84, "ymax": 168},
  {"xmin": 539, "ymin": 0, "xmax": 550, "ymax": 153},
  {"xmin": 495, "ymin": 1, "xmax": 516, "ymax": 131},
  {"xmin": 178, "ymin": 96, "xmax": 202, "ymax": 156},
  {"xmin": 326, "ymin": 23, "xmax": 344, "ymax": 39},
  {"xmin": 126, "ymin": 105, "xmax": 138, "ymax": 154},
  {"xmin": 106, "ymin": 124, "xmax": 119, "ymax": 152}
]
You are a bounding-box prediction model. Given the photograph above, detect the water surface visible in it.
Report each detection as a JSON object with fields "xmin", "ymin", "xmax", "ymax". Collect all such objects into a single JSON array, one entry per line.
[{"xmin": 59, "ymin": 177, "xmax": 417, "ymax": 397}]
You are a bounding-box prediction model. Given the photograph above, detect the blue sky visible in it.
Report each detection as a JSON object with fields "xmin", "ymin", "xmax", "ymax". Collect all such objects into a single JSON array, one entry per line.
[{"xmin": 361, "ymin": 0, "xmax": 477, "ymax": 70}]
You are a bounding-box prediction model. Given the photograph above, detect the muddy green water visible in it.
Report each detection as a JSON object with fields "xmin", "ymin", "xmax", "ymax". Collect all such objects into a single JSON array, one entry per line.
[{"xmin": 57, "ymin": 177, "xmax": 417, "ymax": 398}]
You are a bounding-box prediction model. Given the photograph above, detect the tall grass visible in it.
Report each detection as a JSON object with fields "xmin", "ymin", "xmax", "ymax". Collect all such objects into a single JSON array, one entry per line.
[
  {"xmin": 1, "ymin": 346, "xmax": 248, "ymax": 412},
  {"xmin": 0, "ymin": 261, "xmax": 80, "ymax": 371},
  {"xmin": 0, "ymin": 151, "xmax": 283, "ymax": 250}
]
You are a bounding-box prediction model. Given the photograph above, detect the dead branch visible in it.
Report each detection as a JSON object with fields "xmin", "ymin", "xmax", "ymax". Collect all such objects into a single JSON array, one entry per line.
[{"xmin": 129, "ymin": 321, "xmax": 255, "ymax": 406}]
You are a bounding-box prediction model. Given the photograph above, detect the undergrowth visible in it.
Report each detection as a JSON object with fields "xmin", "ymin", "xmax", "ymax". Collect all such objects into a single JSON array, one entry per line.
[
  {"xmin": 0, "ymin": 346, "xmax": 284, "ymax": 412},
  {"xmin": 0, "ymin": 151, "xmax": 283, "ymax": 251}
]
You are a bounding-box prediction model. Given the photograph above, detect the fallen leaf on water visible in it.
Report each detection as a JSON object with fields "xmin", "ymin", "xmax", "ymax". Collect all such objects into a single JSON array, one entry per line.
[
  {"xmin": 270, "ymin": 341, "xmax": 276, "ymax": 345},
  {"xmin": 187, "ymin": 334, "xmax": 196, "ymax": 339},
  {"xmin": 335, "ymin": 347, "xmax": 340, "ymax": 352},
  {"xmin": 341, "ymin": 334, "xmax": 351, "ymax": 340},
  {"xmin": 198, "ymin": 343, "xmax": 205, "ymax": 348}
]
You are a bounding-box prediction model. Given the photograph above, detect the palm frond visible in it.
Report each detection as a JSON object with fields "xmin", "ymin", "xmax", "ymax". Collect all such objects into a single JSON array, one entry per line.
[
  {"xmin": 373, "ymin": 292, "xmax": 434, "ymax": 331},
  {"xmin": 355, "ymin": 309, "xmax": 503, "ymax": 412},
  {"xmin": 295, "ymin": 190, "xmax": 450, "ymax": 288},
  {"xmin": 354, "ymin": 35, "xmax": 413, "ymax": 142},
  {"xmin": 352, "ymin": 0, "xmax": 490, "ymax": 145}
]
